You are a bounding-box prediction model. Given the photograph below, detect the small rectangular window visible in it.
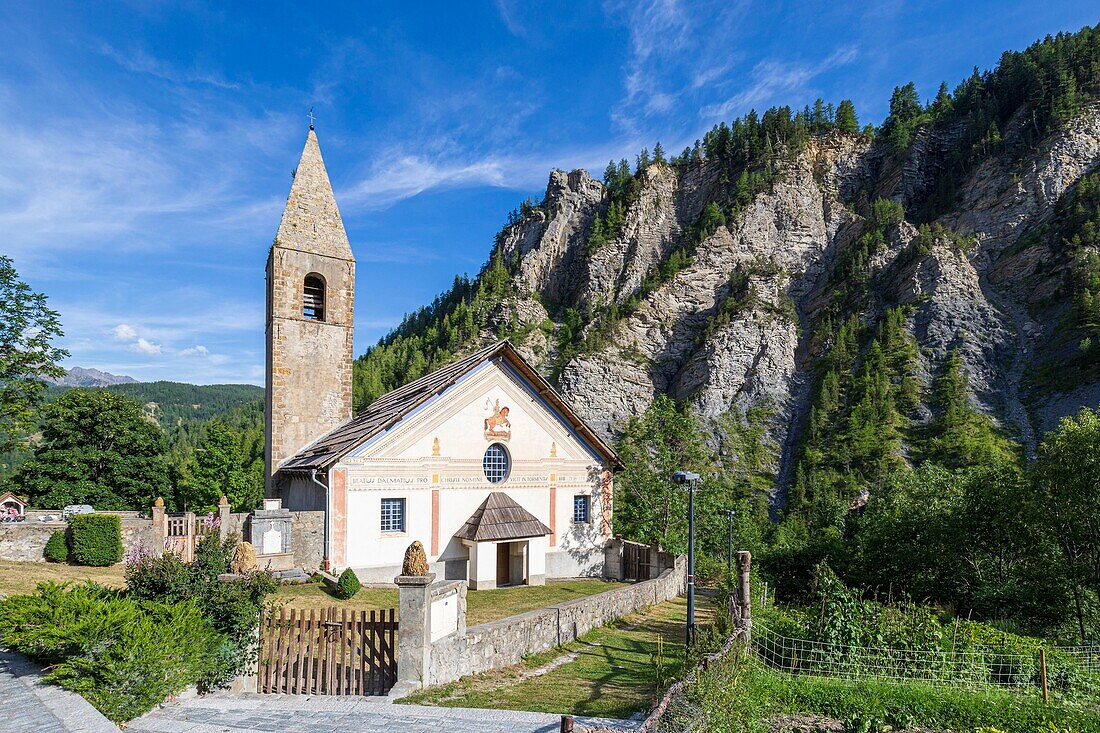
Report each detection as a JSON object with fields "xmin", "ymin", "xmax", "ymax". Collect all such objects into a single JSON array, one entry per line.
[
  {"xmin": 380, "ymin": 498, "xmax": 406, "ymax": 533},
  {"xmin": 573, "ymin": 494, "xmax": 590, "ymax": 524}
]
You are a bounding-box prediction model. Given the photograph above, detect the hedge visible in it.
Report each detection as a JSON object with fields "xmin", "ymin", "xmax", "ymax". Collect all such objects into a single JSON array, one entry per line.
[
  {"xmin": 44, "ymin": 530, "xmax": 69, "ymax": 563},
  {"xmin": 69, "ymin": 514, "xmax": 123, "ymax": 566}
]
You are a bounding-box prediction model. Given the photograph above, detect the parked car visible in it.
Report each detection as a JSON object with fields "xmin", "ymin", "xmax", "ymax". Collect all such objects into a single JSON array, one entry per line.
[{"xmin": 62, "ymin": 504, "xmax": 95, "ymax": 521}]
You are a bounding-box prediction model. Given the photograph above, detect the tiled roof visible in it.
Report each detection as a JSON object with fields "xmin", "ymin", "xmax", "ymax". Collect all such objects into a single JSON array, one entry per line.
[
  {"xmin": 277, "ymin": 340, "xmax": 621, "ymax": 473},
  {"xmin": 453, "ymin": 492, "xmax": 552, "ymax": 542}
]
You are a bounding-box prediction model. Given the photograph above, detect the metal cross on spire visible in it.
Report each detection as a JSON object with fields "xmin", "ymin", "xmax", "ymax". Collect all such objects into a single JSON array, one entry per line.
[{"xmin": 308, "ymin": 107, "xmax": 316, "ymax": 130}]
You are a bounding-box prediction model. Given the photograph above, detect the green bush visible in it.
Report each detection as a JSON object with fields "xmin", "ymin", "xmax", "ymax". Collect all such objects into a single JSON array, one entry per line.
[
  {"xmin": 0, "ymin": 582, "xmax": 218, "ymax": 721},
  {"xmin": 125, "ymin": 533, "xmax": 277, "ymax": 690},
  {"xmin": 68, "ymin": 514, "xmax": 122, "ymax": 566},
  {"xmin": 335, "ymin": 568, "xmax": 361, "ymax": 599},
  {"xmin": 43, "ymin": 530, "xmax": 68, "ymax": 563}
]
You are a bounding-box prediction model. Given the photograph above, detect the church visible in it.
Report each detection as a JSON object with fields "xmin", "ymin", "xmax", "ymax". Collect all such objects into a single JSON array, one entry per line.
[{"xmin": 264, "ymin": 127, "xmax": 621, "ymax": 587}]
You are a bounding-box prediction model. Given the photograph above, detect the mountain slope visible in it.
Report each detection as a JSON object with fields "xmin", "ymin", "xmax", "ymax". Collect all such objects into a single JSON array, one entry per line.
[
  {"xmin": 47, "ymin": 366, "xmax": 137, "ymax": 387},
  {"xmin": 353, "ymin": 25, "xmax": 1100, "ymax": 511}
]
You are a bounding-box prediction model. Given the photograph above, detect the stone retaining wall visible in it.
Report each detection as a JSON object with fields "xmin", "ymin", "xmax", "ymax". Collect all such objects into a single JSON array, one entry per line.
[{"xmin": 420, "ymin": 555, "xmax": 687, "ymax": 688}]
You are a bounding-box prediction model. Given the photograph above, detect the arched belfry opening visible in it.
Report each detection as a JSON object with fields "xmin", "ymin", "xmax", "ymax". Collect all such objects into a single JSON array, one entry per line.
[{"xmin": 303, "ymin": 274, "xmax": 326, "ymax": 321}]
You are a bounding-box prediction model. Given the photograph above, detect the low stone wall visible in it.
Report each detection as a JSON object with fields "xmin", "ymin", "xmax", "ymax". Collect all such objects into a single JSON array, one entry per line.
[
  {"xmin": 423, "ymin": 555, "xmax": 687, "ymax": 687},
  {"xmin": 0, "ymin": 518, "xmax": 154, "ymax": 563},
  {"xmin": 0, "ymin": 507, "xmax": 322, "ymax": 569},
  {"xmin": 220, "ymin": 510, "xmax": 324, "ymax": 572},
  {"xmin": 289, "ymin": 511, "xmax": 324, "ymax": 571}
]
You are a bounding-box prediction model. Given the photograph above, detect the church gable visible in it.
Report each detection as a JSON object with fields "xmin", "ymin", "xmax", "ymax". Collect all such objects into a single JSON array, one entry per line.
[
  {"xmin": 279, "ymin": 340, "xmax": 619, "ymax": 474},
  {"xmin": 346, "ymin": 359, "xmax": 601, "ymax": 464}
]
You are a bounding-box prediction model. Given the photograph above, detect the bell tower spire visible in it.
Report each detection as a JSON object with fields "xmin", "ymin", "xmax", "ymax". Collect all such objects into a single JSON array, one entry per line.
[{"xmin": 265, "ymin": 126, "xmax": 355, "ymax": 497}]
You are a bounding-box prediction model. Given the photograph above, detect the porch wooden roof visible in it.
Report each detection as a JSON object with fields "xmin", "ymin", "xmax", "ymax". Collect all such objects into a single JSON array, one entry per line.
[{"xmin": 453, "ymin": 492, "xmax": 552, "ymax": 542}]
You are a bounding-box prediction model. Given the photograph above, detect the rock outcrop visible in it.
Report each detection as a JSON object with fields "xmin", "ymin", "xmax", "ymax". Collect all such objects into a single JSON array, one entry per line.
[{"xmin": 476, "ymin": 104, "xmax": 1100, "ymax": 504}]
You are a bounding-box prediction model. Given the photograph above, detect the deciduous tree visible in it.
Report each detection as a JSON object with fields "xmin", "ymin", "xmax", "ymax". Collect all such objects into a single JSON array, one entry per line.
[
  {"xmin": 15, "ymin": 389, "xmax": 169, "ymax": 510},
  {"xmin": 0, "ymin": 256, "xmax": 67, "ymax": 454}
]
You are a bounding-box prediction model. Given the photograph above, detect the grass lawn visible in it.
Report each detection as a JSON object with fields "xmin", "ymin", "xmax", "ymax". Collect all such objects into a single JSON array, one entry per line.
[
  {"xmin": 0, "ymin": 561, "xmax": 625, "ymax": 630},
  {"xmin": 687, "ymin": 651, "xmax": 1100, "ymax": 733},
  {"xmin": 0, "ymin": 559, "xmax": 126, "ymax": 597},
  {"xmin": 270, "ymin": 578, "xmax": 625, "ymax": 626},
  {"xmin": 398, "ymin": 596, "xmax": 713, "ymax": 719}
]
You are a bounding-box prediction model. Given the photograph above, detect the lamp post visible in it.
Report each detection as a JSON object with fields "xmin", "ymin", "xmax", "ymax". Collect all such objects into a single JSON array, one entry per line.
[{"xmin": 672, "ymin": 470, "xmax": 700, "ymax": 648}]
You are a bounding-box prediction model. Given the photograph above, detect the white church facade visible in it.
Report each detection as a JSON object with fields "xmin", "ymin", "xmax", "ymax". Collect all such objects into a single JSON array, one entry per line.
[{"xmin": 264, "ymin": 127, "xmax": 620, "ymax": 586}]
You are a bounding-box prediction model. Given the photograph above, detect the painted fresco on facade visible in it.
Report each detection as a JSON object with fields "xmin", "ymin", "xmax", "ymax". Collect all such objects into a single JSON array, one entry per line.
[{"xmin": 482, "ymin": 398, "xmax": 512, "ymax": 440}]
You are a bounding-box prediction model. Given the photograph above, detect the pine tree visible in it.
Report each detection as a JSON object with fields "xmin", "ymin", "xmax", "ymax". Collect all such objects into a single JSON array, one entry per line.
[
  {"xmin": 653, "ymin": 141, "xmax": 666, "ymax": 165},
  {"xmin": 930, "ymin": 81, "xmax": 954, "ymax": 119},
  {"xmin": 836, "ymin": 100, "xmax": 859, "ymax": 133}
]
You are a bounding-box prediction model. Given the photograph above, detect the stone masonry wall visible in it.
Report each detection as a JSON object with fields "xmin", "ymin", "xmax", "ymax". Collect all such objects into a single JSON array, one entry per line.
[
  {"xmin": 221, "ymin": 510, "xmax": 325, "ymax": 571},
  {"xmin": 426, "ymin": 555, "xmax": 686, "ymax": 686},
  {"xmin": 0, "ymin": 510, "xmax": 320, "ymax": 568},
  {"xmin": 0, "ymin": 518, "xmax": 154, "ymax": 563}
]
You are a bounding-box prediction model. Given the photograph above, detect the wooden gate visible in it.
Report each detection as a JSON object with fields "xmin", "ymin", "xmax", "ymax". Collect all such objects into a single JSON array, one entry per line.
[
  {"xmin": 257, "ymin": 607, "xmax": 398, "ymax": 696},
  {"xmin": 624, "ymin": 542, "xmax": 652, "ymax": 582},
  {"xmin": 160, "ymin": 511, "xmax": 219, "ymax": 562}
]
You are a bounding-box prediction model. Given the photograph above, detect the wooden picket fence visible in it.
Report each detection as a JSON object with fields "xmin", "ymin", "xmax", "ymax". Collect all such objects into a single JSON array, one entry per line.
[{"xmin": 257, "ymin": 607, "xmax": 398, "ymax": 696}]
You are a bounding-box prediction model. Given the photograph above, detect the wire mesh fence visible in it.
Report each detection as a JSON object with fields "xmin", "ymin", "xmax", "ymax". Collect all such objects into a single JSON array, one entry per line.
[
  {"xmin": 751, "ymin": 622, "xmax": 1100, "ymax": 696},
  {"xmin": 637, "ymin": 629, "xmax": 1100, "ymax": 733},
  {"xmin": 1060, "ymin": 644, "xmax": 1100, "ymax": 676}
]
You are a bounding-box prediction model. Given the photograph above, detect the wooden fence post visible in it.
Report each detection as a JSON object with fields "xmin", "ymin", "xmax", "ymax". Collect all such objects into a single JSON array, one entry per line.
[
  {"xmin": 1040, "ymin": 648, "xmax": 1049, "ymax": 702},
  {"xmin": 737, "ymin": 551, "xmax": 752, "ymax": 642}
]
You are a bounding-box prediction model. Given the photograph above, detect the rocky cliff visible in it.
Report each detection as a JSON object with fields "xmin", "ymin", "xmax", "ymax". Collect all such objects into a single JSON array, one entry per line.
[{"xmin": 482, "ymin": 104, "xmax": 1100, "ymax": 500}]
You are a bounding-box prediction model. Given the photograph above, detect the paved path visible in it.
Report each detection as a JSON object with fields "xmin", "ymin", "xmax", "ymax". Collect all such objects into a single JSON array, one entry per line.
[
  {"xmin": 0, "ymin": 651, "xmax": 118, "ymax": 733},
  {"xmin": 128, "ymin": 693, "xmax": 637, "ymax": 733}
]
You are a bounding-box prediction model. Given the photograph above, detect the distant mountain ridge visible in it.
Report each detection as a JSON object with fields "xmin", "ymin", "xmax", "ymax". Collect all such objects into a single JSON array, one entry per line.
[{"xmin": 48, "ymin": 366, "xmax": 138, "ymax": 387}]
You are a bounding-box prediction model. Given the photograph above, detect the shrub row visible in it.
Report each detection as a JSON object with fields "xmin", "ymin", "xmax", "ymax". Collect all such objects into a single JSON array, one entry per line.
[
  {"xmin": 4, "ymin": 533, "xmax": 277, "ymax": 721},
  {"xmin": 0, "ymin": 582, "xmax": 217, "ymax": 721},
  {"xmin": 126, "ymin": 533, "xmax": 278, "ymax": 690}
]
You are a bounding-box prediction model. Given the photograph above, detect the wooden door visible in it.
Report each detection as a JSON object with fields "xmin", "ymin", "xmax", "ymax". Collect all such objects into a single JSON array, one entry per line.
[{"xmin": 496, "ymin": 542, "xmax": 510, "ymax": 586}]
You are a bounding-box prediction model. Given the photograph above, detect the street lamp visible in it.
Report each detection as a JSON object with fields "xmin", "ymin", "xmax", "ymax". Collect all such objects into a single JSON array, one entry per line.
[{"xmin": 672, "ymin": 470, "xmax": 700, "ymax": 648}]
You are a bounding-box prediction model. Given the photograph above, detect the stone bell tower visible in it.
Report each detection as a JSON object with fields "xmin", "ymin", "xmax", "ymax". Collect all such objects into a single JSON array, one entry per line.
[{"xmin": 265, "ymin": 125, "xmax": 355, "ymax": 491}]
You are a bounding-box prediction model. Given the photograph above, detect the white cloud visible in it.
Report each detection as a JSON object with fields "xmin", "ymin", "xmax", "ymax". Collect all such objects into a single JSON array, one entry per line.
[
  {"xmin": 179, "ymin": 345, "xmax": 209, "ymax": 357},
  {"xmin": 494, "ymin": 0, "xmax": 527, "ymax": 37},
  {"xmin": 606, "ymin": 0, "xmax": 750, "ymax": 135},
  {"xmin": 130, "ymin": 338, "xmax": 162, "ymax": 356},
  {"xmin": 699, "ymin": 46, "xmax": 859, "ymax": 121},
  {"xmin": 97, "ymin": 43, "xmax": 240, "ymax": 90},
  {"xmin": 344, "ymin": 138, "xmax": 635, "ymax": 211},
  {"xmin": 346, "ymin": 155, "xmax": 509, "ymax": 209},
  {"xmin": 112, "ymin": 323, "xmax": 137, "ymax": 340}
]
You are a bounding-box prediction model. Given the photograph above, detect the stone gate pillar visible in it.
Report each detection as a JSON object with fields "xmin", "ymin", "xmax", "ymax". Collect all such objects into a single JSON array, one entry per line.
[
  {"xmin": 151, "ymin": 497, "xmax": 166, "ymax": 556},
  {"xmin": 394, "ymin": 572, "xmax": 435, "ymax": 694},
  {"xmin": 217, "ymin": 495, "xmax": 230, "ymax": 540}
]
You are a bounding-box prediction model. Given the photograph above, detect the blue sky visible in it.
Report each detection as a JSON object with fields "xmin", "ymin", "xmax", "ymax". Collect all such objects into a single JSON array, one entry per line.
[{"xmin": 3, "ymin": 1, "xmax": 1096, "ymax": 385}]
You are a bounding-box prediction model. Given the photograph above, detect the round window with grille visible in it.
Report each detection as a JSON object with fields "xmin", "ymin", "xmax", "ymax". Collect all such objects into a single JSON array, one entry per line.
[{"xmin": 482, "ymin": 443, "xmax": 510, "ymax": 484}]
